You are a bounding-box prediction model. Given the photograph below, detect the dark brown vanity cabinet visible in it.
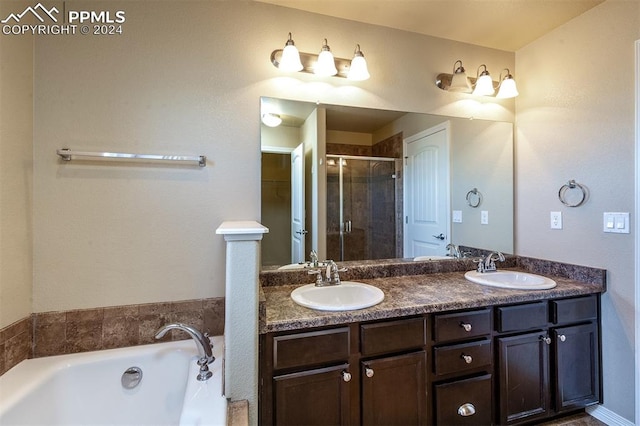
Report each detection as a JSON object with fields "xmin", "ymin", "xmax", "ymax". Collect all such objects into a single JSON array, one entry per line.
[
  {"xmin": 431, "ymin": 308, "xmax": 494, "ymax": 425},
  {"xmin": 260, "ymin": 317, "xmax": 427, "ymax": 425},
  {"xmin": 496, "ymin": 295, "xmax": 601, "ymax": 425},
  {"xmin": 260, "ymin": 293, "xmax": 601, "ymax": 426}
]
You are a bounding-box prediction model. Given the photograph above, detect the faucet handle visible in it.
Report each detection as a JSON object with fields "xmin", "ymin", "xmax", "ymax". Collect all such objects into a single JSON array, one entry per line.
[{"xmin": 308, "ymin": 269, "xmax": 324, "ymax": 285}]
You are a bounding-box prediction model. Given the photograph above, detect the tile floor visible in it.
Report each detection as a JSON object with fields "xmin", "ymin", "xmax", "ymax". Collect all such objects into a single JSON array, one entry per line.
[{"xmin": 537, "ymin": 413, "xmax": 607, "ymax": 425}]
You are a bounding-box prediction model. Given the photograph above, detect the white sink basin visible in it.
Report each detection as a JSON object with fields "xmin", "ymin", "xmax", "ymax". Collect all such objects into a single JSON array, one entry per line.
[
  {"xmin": 464, "ymin": 270, "xmax": 557, "ymax": 290},
  {"xmin": 278, "ymin": 261, "xmax": 328, "ymax": 270},
  {"xmin": 413, "ymin": 255, "xmax": 454, "ymax": 261},
  {"xmin": 291, "ymin": 281, "xmax": 384, "ymax": 311}
]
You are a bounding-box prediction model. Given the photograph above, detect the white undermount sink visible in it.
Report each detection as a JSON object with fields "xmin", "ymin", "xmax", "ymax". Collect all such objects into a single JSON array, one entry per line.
[
  {"xmin": 290, "ymin": 281, "xmax": 384, "ymax": 311},
  {"xmin": 464, "ymin": 270, "xmax": 557, "ymax": 290}
]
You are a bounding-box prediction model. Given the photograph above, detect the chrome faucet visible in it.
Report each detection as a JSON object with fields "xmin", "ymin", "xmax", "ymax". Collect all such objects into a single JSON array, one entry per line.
[
  {"xmin": 155, "ymin": 323, "xmax": 214, "ymax": 381},
  {"xmin": 446, "ymin": 243, "xmax": 461, "ymax": 258},
  {"xmin": 309, "ymin": 250, "xmax": 319, "ymax": 267},
  {"xmin": 476, "ymin": 251, "xmax": 505, "ymax": 273},
  {"xmin": 308, "ymin": 260, "xmax": 347, "ymax": 286}
]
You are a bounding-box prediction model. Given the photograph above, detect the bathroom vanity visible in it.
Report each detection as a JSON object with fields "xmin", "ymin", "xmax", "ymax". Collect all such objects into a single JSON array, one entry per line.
[{"xmin": 258, "ymin": 257, "xmax": 605, "ymax": 425}]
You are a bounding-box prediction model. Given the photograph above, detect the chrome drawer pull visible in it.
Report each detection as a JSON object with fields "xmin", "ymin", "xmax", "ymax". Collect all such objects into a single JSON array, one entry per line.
[
  {"xmin": 461, "ymin": 354, "xmax": 473, "ymax": 364},
  {"xmin": 342, "ymin": 371, "xmax": 352, "ymax": 382},
  {"xmin": 460, "ymin": 322, "xmax": 472, "ymax": 332},
  {"xmin": 457, "ymin": 403, "xmax": 476, "ymax": 417},
  {"xmin": 365, "ymin": 367, "xmax": 374, "ymax": 378}
]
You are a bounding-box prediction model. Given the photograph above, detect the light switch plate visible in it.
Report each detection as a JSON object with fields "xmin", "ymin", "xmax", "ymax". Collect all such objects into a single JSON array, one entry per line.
[
  {"xmin": 550, "ymin": 211, "xmax": 562, "ymax": 229},
  {"xmin": 452, "ymin": 210, "xmax": 462, "ymax": 223},
  {"xmin": 603, "ymin": 212, "xmax": 629, "ymax": 234}
]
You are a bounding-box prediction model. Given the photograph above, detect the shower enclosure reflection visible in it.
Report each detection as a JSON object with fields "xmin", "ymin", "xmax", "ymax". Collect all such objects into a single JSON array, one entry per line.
[{"xmin": 326, "ymin": 155, "xmax": 400, "ymax": 261}]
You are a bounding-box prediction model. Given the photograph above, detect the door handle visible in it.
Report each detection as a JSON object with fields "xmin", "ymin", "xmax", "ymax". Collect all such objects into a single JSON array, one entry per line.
[
  {"xmin": 295, "ymin": 230, "xmax": 309, "ymax": 235},
  {"xmin": 433, "ymin": 233, "xmax": 445, "ymax": 240}
]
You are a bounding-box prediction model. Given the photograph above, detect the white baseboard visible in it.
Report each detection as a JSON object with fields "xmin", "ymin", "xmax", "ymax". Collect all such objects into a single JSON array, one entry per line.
[{"xmin": 587, "ymin": 405, "xmax": 634, "ymax": 426}]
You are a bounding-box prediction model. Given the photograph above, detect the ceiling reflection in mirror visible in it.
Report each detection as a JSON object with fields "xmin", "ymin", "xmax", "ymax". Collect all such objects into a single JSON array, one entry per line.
[{"xmin": 260, "ymin": 97, "xmax": 513, "ymax": 269}]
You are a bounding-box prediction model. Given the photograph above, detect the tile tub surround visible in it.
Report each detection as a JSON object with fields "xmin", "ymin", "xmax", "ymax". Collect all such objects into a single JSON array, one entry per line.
[
  {"xmin": 0, "ymin": 316, "xmax": 32, "ymax": 376},
  {"xmin": 259, "ymin": 256, "xmax": 606, "ymax": 333},
  {"xmin": 0, "ymin": 297, "xmax": 224, "ymax": 375}
]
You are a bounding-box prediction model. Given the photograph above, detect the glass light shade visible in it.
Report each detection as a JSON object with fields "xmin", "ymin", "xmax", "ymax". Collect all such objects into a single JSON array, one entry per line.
[
  {"xmin": 449, "ymin": 71, "xmax": 472, "ymax": 93},
  {"xmin": 348, "ymin": 49, "xmax": 370, "ymax": 81},
  {"xmin": 279, "ymin": 44, "xmax": 303, "ymax": 72},
  {"xmin": 496, "ymin": 77, "xmax": 519, "ymax": 99},
  {"xmin": 261, "ymin": 113, "xmax": 282, "ymax": 127},
  {"xmin": 473, "ymin": 74, "xmax": 495, "ymax": 96},
  {"xmin": 315, "ymin": 45, "xmax": 337, "ymax": 76}
]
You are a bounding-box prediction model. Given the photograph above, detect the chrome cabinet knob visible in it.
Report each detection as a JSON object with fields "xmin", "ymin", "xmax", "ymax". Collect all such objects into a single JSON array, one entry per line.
[
  {"xmin": 558, "ymin": 334, "xmax": 566, "ymax": 342},
  {"xmin": 342, "ymin": 371, "xmax": 352, "ymax": 382},
  {"xmin": 365, "ymin": 367, "xmax": 374, "ymax": 378},
  {"xmin": 457, "ymin": 403, "xmax": 476, "ymax": 417},
  {"xmin": 461, "ymin": 354, "xmax": 473, "ymax": 364},
  {"xmin": 460, "ymin": 322, "xmax": 472, "ymax": 332},
  {"xmin": 541, "ymin": 336, "xmax": 551, "ymax": 345}
]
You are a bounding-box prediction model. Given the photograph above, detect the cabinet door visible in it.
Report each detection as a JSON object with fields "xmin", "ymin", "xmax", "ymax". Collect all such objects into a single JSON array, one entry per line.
[
  {"xmin": 553, "ymin": 323, "xmax": 600, "ymax": 411},
  {"xmin": 361, "ymin": 351, "xmax": 427, "ymax": 426},
  {"xmin": 274, "ymin": 364, "xmax": 351, "ymax": 425},
  {"xmin": 497, "ymin": 332, "xmax": 550, "ymax": 425}
]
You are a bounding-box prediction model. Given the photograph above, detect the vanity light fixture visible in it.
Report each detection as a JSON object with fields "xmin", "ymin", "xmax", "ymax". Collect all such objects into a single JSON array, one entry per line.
[
  {"xmin": 278, "ymin": 33, "xmax": 303, "ymax": 72},
  {"xmin": 448, "ymin": 60, "xmax": 472, "ymax": 93},
  {"xmin": 347, "ymin": 44, "xmax": 370, "ymax": 81},
  {"xmin": 261, "ymin": 113, "xmax": 282, "ymax": 127},
  {"xmin": 315, "ymin": 39, "xmax": 338, "ymax": 76},
  {"xmin": 496, "ymin": 68, "xmax": 519, "ymax": 99},
  {"xmin": 270, "ymin": 33, "xmax": 370, "ymax": 80},
  {"xmin": 436, "ymin": 60, "xmax": 516, "ymax": 98},
  {"xmin": 472, "ymin": 64, "xmax": 495, "ymax": 96}
]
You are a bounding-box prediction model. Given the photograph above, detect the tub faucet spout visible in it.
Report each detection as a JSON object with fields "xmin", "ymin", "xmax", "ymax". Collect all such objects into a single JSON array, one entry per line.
[{"xmin": 155, "ymin": 323, "xmax": 214, "ymax": 381}]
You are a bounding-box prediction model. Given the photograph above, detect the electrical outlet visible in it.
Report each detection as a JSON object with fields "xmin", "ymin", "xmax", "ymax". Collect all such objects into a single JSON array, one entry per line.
[
  {"xmin": 481, "ymin": 210, "xmax": 489, "ymax": 225},
  {"xmin": 550, "ymin": 211, "xmax": 562, "ymax": 229}
]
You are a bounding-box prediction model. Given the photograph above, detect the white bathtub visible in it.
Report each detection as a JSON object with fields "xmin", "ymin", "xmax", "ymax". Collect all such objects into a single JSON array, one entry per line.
[{"xmin": 0, "ymin": 336, "xmax": 226, "ymax": 426}]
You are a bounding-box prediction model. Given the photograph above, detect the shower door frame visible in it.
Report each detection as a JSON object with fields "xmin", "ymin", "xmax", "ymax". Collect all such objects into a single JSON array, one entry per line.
[{"xmin": 326, "ymin": 154, "xmax": 398, "ymax": 262}]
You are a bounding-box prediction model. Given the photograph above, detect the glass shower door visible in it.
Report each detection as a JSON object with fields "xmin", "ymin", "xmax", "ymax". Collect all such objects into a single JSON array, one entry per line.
[{"xmin": 326, "ymin": 155, "xmax": 397, "ymax": 262}]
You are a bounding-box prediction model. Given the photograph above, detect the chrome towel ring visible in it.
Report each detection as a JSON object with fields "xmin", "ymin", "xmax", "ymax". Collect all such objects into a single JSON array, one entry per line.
[
  {"xmin": 466, "ymin": 188, "xmax": 482, "ymax": 208},
  {"xmin": 558, "ymin": 180, "xmax": 587, "ymax": 207}
]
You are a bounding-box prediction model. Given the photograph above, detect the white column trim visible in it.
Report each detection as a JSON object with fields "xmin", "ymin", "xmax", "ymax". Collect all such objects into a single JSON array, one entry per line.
[{"xmin": 634, "ymin": 39, "xmax": 640, "ymax": 426}]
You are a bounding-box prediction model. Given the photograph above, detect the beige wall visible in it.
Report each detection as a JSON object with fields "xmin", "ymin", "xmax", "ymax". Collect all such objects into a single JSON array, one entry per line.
[
  {"xmin": 516, "ymin": 1, "xmax": 639, "ymax": 421},
  {"xmin": 0, "ymin": 1, "xmax": 33, "ymax": 327},
  {"xmin": 11, "ymin": 1, "xmax": 513, "ymax": 316}
]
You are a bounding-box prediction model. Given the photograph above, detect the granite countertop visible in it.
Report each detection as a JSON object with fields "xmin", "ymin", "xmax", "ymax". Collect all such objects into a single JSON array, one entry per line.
[{"xmin": 259, "ymin": 257, "xmax": 606, "ymax": 334}]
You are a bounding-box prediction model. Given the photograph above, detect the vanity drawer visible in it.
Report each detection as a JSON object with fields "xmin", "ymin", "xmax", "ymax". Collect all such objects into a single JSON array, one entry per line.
[
  {"xmin": 496, "ymin": 301, "xmax": 548, "ymax": 332},
  {"xmin": 433, "ymin": 309, "xmax": 491, "ymax": 343},
  {"xmin": 434, "ymin": 374, "xmax": 492, "ymax": 425},
  {"xmin": 273, "ymin": 327, "xmax": 350, "ymax": 371},
  {"xmin": 551, "ymin": 295, "xmax": 598, "ymax": 324},
  {"xmin": 360, "ymin": 317, "xmax": 426, "ymax": 357},
  {"xmin": 433, "ymin": 339, "xmax": 492, "ymax": 376}
]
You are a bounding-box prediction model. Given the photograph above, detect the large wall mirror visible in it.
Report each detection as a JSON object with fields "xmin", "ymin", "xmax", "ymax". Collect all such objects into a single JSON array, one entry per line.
[{"xmin": 260, "ymin": 97, "xmax": 513, "ymax": 268}]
